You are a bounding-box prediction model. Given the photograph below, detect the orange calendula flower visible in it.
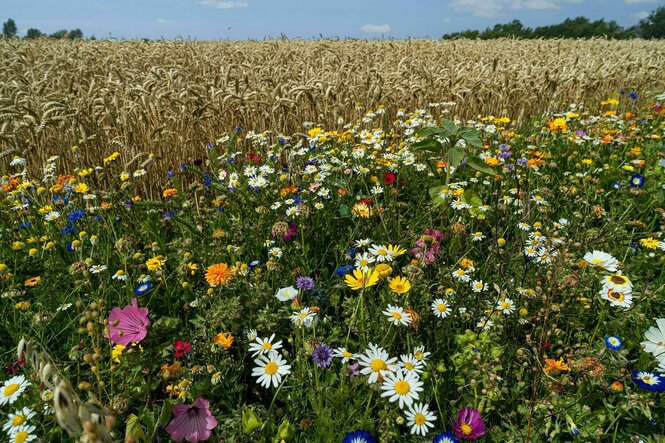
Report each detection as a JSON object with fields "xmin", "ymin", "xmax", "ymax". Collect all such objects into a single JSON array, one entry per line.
[
  {"xmin": 205, "ymin": 263, "xmax": 235, "ymax": 287},
  {"xmin": 213, "ymin": 332, "xmax": 234, "ymax": 349},
  {"xmin": 544, "ymin": 358, "xmax": 570, "ymax": 375},
  {"xmin": 163, "ymin": 188, "xmax": 177, "ymax": 198}
]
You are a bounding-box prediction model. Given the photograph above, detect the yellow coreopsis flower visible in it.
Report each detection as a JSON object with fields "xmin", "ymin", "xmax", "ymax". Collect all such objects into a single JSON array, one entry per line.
[
  {"xmin": 146, "ymin": 256, "xmax": 166, "ymax": 272},
  {"xmin": 344, "ymin": 268, "xmax": 379, "ymax": 291},
  {"xmin": 388, "ymin": 276, "xmax": 411, "ymax": 294}
]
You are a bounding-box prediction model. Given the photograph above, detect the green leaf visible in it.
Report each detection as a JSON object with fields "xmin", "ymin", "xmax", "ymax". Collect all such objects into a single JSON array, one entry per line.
[
  {"xmin": 429, "ymin": 185, "xmax": 447, "ymax": 208},
  {"xmin": 411, "ymin": 138, "xmax": 441, "ymax": 152},
  {"xmin": 447, "ymin": 147, "xmax": 465, "ymax": 168},
  {"xmin": 126, "ymin": 414, "xmax": 147, "ymax": 442},
  {"xmin": 462, "ymin": 189, "xmax": 485, "ymax": 218},
  {"xmin": 158, "ymin": 400, "xmax": 174, "ymax": 428},
  {"xmin": 457, "ymin": 127, "xmax": 483, "ymax": 148},
  {"xmin": 440, "ymin": 119, "xmax": 458, "ymax": 135},
  {"xmin": 417, "ymin": 127, "xmax": 447, "ymax": 138},
  {"xmin": 466, "ymin": 157, "xmax": 497, "ymax": 176},
  {"xmin": 338, "ymin": 204, "xmax": 350, "ymax": 218}
]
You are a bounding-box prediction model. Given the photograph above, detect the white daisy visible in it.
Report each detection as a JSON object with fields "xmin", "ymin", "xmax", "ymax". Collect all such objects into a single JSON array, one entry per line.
[
  {"xmin": 497, "ymin": 297, "xmax": 515, "ymax": 315},
  {"xmin": 602, "ymin": 273, "xmax": 633, "ymax": 294},
  {"xmin": 368, "ymin": 244, "xmax": 394, "ymax": 262},
  {"xmin": 3, "ymin": 407, "xmax": 35, "ymax": 433},
  {"xmin": 357, "ymin": 343, "xmax": 398, "ymax": 384},
  {"xmin": 471, "ymin": 232, "xmax": 485, "ymax": 241},
  {"xmin": 383, "ymin": 305, "xmax": 412, "ymax": 327},
  {"xmin": 412, "ymin": 345, "xmax": 431, "ymax": 362},
  {"xmin": 399, "ymin": 354, "xmax": 425, "ymax": 375},
  {"xmin": 431, "ymin": 298, "xmax": 451, "ymax": 319},
  {"xmin": 583, "ymin": 251, "xmax": 619, "ymax": 272},
  {"xmin": 248, "ymin": 334, "xmax": 283, "ymax": 357},
  {"xmin": 380, "ymin": 369, "xmax": 423, "ymax": 409},
  {"xmin": 89, "ymin": 264, "xmax": 107, "ymax": 274},
  {"xmin": 333, "ymin": 347, "xmax": 356, "ymax": 364},
  {"xmin": 405, "ymin": 402, "xmax": 436, "ymax": 436},
  {"xmin": 470, "ymin": 280, "xmax": 487, "ymax": 293},
  {"xmin": 290, "ymin": 308, "xmax": 317, "ymax": 328},
  {"xmin": 0, "ymin": 376, "xmax": 30, "ymax": 406},
  {"xmin": 600, "ymin": 285, "xmax": 633, "ymax": 309},
  {"xmin": 354, "ymin": 252, "xmax": 376, "ymax": 273},
  {"xmin": 9, "ymin": 424, "xmax": 37, "ymax": 443},
  {"xmin": 252, "ymin": 350, "xmax": 291, "ymax": 389},
  {"xmin": 451, "ymin": 268, "xmax": 471, "ymax": 282}
]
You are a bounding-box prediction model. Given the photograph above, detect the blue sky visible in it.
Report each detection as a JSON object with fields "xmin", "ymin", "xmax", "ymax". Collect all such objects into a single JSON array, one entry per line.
[{"xmin": 3, "ymin": 0, "xmax": 664, "ymax": 39}]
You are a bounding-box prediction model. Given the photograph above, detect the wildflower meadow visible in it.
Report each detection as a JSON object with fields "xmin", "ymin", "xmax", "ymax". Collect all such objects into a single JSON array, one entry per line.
[{"xmin": 1, "ymin": 91, "xmax": 665, "ymax": 442}]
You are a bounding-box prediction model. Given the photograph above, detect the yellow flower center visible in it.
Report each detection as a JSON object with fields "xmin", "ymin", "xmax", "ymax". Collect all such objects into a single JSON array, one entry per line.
[
  {"xmin": 608, "ymin": 290, "xmax": 624, "ymax": 302},
  {"xmin": 502, "ymin": 302, "xmax": 511, "ymax": 309},
  {"xmin": 391, "ymin": 312, "xmax": 402, "ymax": 320},
  {"xmin": 377, "ymin": 249, "xmax": 387, "ymax": 256},
  {"xmin": 3, "ymin": 383, "xmax": 20, "ymax": 397},
  {"xmin": 414, "ymin": 413, "xmax": 426, "ymax": 425},
  {"xmin": 343, "ymin": 351, "xmax": 352, "ymax": 358},
  {"xmin": 394, "ymin": 380, "xmax": 410, "ymax": 395},
  {"xmin": 404, "ymin": 362, "xmax": 414, "ymax": 370},
  {"xmin": 261, "ymin": 343, "xmax": 273, "ymax": 350},
  {"xmin": 437, "ymin": 303, "xmax": 447, "ymax": 312},
  {"xmin": 592, "ymin": 258, "xmax": 603, "ymax": 264},
  {"xmin": 370, "ymin": 359, "xmax": 386, "ymax": 372},
  {"xmin": 14, "ymin": 431, "xmax": 28, "ymax": 443},
  {"xmin": 360, "ymin": 259, "xmax": 369, "ymax": 267},
  {"xmin": 12, "ymin": 415, "xmax": 25, "ymax": 426},
  {"xmin": 460, "ymin": 423, "xmax": 473, "ymax": 435},
  {"xmin": 264, "ymin": 362, "xmax": 278, "ymax": 375}
]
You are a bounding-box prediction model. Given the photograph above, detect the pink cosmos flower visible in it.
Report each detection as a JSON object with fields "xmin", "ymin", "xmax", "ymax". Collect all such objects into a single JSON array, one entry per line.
[
  {"xmin": 166, "ymin": 397, "xmax": 218, "ymax": 442},
  {"xmin": 107, "ymin": 298, "xmax": 149, "ymax": 345},
  {"xmin": 452, "ymin": 407, "xmax": 487, "ymax": 440}
]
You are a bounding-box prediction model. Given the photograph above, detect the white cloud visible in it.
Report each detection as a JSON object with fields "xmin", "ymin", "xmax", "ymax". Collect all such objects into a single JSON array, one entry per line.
[
  {"xmin": 624, "ymin": 0, "xmax": 656, "ymax": 4},
  {"xmin": 359, "ymin": 24, "xmax": 392, "ymax": 33},
  {"xmin": 156, "ymin": 18, "xmax": 174, "ymax": 24},
  {"xmin": 196, "ymin": 0, "xmax": 249, "ymax": 9},
  {"xmin": 630, "ymin": 11, "xmax": 651, "ymax": 19},
  {"xmin": 450, "ymin": 0, "xmax": 563, "ymax": 17}
]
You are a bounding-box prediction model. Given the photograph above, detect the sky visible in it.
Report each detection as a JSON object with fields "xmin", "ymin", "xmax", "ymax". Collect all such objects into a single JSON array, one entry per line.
[{"xmin": 2, "ymin": 0, "xmax": 664, "ymax": 40}]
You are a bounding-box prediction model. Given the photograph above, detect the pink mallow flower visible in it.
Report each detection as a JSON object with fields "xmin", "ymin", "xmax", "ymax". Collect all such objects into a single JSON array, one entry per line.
[
  {"xmin": 107, "ymin": 298, "xmax": 149, "ymax": 345},
  {"xmin": 452, "ymin": 407, "xmax": 487, "ymax": 440},
  {"xmin": 166, "ymin": 397, "xmax": 218, "ymax": 442}
]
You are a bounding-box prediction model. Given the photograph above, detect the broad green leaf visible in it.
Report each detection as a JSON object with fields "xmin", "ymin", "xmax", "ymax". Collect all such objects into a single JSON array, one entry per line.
[
  {"xmin": 158, "ymin": 400, "xmax": 174, "ymax": 428},
  {"xmin": 411, "ymin": 138, "xmax": 441, "ymax": 152},
  {"xmin": 458, "ymin": 127, "xmax": 483, "ymax": 148},
  {"xmin": 126, "ymin": 414, "xmax": 147, "ymax": 442},
  {"xmin": 462, "ymin": 189, "xmax": 482, "ymax": 207},
  {"xmin": 417, "ymin": 127, "xmax": 447, "ymax": 138},
  {"xmin": 338, "ymin": 204, "xmax": 350, "ymax": 218},
  {"xmin": 466, "ymin": 157, "xmax": 497, "ymax": 176},
  {"xmin": 429, "ymin": 185, "xmax": 447, "ymax": 208},
  {"xmin": 447, "ymin": 147, "xmax": 465, "ymax": 168},
  {"xmin": 440, "ymin": 119, "xmax": 458, "ymax": 135}
]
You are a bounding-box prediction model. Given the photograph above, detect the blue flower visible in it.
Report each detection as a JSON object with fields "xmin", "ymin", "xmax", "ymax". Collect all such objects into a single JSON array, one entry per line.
[
  {"xmin": 334, "ymin": 265, "xmax": 354, "ymax": 276},
  {"xmin": 61, "ymin": 223, "xmax": 77, "ymax": 236},
  {"xmin": 611, "ymin": 181, "xmax": 622, "ymax": 189},
  {"xmin": 68, "ymin": 209, "xmax": 85, "ymax": 222},
  {"xmin": 135, "ymin": 282, "xmax": 152, "ymax": 295},
  {"xmin": 433, "ymin": 431, "xmax": 459, "ymax": 443},
  {"xmin": 629, "ymin": 91, "xmax": 638, "ymax": 100},
  {"xmin": 342, "ymin": 430, "xmax": 377, "ymax": 443},
  {"xmin": 248, "ymin": 260, "xmax": 262, "ymax": 269},
  {"xmin": 629, "ymin": 173, "xmax": 645, "ymax": 188},
  {"xmin": 632, "ymin": 371, "xmax": 665, "ymax": 392},
  {"xmin": 604, "ymin": 336, "xmax": 622, "ymax": 351}
]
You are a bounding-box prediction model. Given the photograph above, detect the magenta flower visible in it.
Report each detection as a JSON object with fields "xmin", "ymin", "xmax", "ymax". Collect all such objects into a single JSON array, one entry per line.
[
  {"xmin": 107, "ymin": 298, "xmax": 149, "ymax": 345},
  {"xmin": 452, "ymin": 407, "xmax": 487, "ymax": 440},
  {"xmin": 166, "ymin": 397, "xmax": 218, "ymax": 442}
]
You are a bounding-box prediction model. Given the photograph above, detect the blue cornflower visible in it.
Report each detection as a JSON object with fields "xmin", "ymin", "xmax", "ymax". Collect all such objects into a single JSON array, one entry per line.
[
  {"xmin": 345, "ymin": 247, "xmax": 358, "ymax": 257},
  {"xmin": 611, "ymin": 181, "xmax": 622, "ymax": 189},
  {"xmin": 342, "ymin": 430, "xmax": 377, "ymax": 443},
  {"xmin": 61, "ymin": 223, "xmax": 77, "ymax": 236},
  {"xmin": 167, "ymin": 169, "xmax": 175, "ymax": 178},
  {"xmin": 604, "ymin": 336, "xmax": 622, "ymax": 351},
  {"xmin": 18, "ymin": 221, "xmax": 31, "ymax": 229},
  {"xmin": 68, "ymin": 209, "xmax": 85, "ymax": 222},
  {"xmin": 433, "ymin": 431, "xmax": 459, "ymax": 443},
  {"xmin": 632, "ymin": 371, "xmax": 665, "ymax": 392},
  {"xmin": 135, "ymin": 282, "xmax": 152, "ymax": 295},
  {"xmin": 630, "ymin": 173, "xmax": 645, "ymax": 188},
  {"xmin": 311, "ymin": 343, "xmax": 333, "ymax": 368},
  {"xmin": 65, "ymin": 242, "xmax": 74, "ymax": 252},
  {"xmin": 164, "ymin": 211, "xmax": 177, "ymax": 220},
  {"xmin": 203, "ymin": 173, "xmax": 212, "ymax": 188},
  {"xmin": 334, "ymin": 265, "xmax": 354, "ymax": 276},
  {"xmin": 629, "ymin": 91, "xmax": 638, "ymax": 100}
]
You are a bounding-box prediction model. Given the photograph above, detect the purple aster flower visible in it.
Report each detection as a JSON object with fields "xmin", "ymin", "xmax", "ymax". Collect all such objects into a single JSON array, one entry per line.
[
  {"xmin": 452, "ymin": 407, "xmax": 487, "ymax": 440},
  {"xmin": 296, "ymin": 276, "xmax": 315, "ymax": 291},
  {"xmin": 312, "ymin": 343, "xmax": 333, "ymax": 368}
]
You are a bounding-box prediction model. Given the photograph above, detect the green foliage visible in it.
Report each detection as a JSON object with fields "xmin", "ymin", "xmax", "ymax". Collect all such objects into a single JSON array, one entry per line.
[
  {"xmin": 639, "ymin": 6, "xmax": 665, "ymax": 39},
  {"xmin": 2, "ymin": 18, "xmax": 17, "ymax": 38}
]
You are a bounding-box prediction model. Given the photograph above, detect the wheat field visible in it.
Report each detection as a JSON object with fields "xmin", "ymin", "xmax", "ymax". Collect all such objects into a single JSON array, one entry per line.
[{"xmin": 1, "ymin": 38, "xmax": 664, "ymax": 169}]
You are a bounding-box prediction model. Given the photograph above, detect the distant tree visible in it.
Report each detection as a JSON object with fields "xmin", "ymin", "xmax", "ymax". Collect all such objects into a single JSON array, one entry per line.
[
  {"xmin": 638, "ymin": 6, "xmax": 665, "ymax": 39},
  {"xmin": 25, "ymin": 28, "xmax": 43, "ymax": 39},
  {"xmin": 68, "ymin": 28, "xmax": 83, "ymax": 39},
  {"xmin": 49, "ymin": 29, "xmax": 68, "ymax": 39},
  {"xmin": 2, "ymin": 18, "xmax": 17, "ymax": 38}
]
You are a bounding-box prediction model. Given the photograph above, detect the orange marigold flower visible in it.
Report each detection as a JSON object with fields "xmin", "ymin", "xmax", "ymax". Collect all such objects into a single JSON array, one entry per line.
[
  {"xmin": 213, "ymin": 332, "xmax": 234, "ymax": 349},
  {"xmin": 205, "ymin": 263, "xmax": 235, "ymax": 286},
  {"xmin": 163, "ymin": 188, "xmax": 178, "ymax": 198},
  {"xmin": 544, "ymin": 358, "xmax": 570, "ymax": 375},
  {"xmin": 485, "ymin": 157, "xmax": 499, "ymax": 167}
]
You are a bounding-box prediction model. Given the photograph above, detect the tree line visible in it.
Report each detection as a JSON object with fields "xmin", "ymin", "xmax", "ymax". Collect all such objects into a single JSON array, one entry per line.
[
  {"xmin": 443, "ymin": 7, "xmax": 664, "ymax": 39},
  {"xmin": 2, "ymin": 18, "xmax": 85, "ymax": 40}
]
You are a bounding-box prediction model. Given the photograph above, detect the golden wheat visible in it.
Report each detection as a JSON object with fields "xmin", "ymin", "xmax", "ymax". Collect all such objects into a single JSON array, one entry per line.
[{"xmin": 1, "ymin": 38, "xmax": 664, "ymax": 168}]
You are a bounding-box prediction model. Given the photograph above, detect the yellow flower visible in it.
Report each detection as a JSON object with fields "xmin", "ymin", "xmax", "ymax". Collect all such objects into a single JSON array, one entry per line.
[
  {"xmin": 344, "ymin": 268, "xmax": 379, "ymax": 291},
  {"xmin": 388, "ymin": 276, "xmax": 411, "ymax": 294},
  {"xmin": 73, "ymin": 183, "xmax": 89, "ymax": 194},
  {"xmin": 640, "ymin": 237, "xmax": 660, "ymax": 250},
  {"xmin": 146, "ymin": 256, "xmax": 166, "ymax": 272},
  {"xmin": 375, "ymin": 263, "xmax": 393, "ymax": 279},
  {"xmin": 205, "ymin": 263, "xmax": 235, "ymax": 286},
  {"xmin": 387, "ymin": 244, "xmax": 407, "ymax": 257},
  {"xmin": 104, "ymin": 152, "xmax": 121, "ymax": 164},
  {"xmin": 213, "ymin": 332, "xmax": 234, "ymax": 349},
  {"xmin": 544, "ymin": 358, "xmax": 570, "ymax": 375},
  {"xmin": 112, "ymin": 344, "xmax": 126, "ymax": 363},
  {"xmin": 352, "ymin": 202, "xmax": 373, "ymax": 218}
]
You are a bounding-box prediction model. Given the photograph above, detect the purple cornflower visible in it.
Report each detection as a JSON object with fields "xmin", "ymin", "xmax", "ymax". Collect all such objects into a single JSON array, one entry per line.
[
  {"xmin": 312, "ymin": 343, "xmax": 333, "ymax": 368},
  {"xmin": 516, "ymin": 157, "xmax": 528, "ymax": 167},
  {"xmin": 452, "ymin": 407, "xmax": 487, "ymax": 440},
  {"xmin": 296, "ymin": 276, "xmax": 315, "ymax": 291}
]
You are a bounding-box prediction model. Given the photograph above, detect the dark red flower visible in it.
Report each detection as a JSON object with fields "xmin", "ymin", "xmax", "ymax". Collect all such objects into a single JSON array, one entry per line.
[
  {"xmin": 383, "ymin": 173, "xmax": 396, "ymax": 185},
  {"xmin": 359, "ymin": 198, "xmax": 373, "ymax": 206},
  {"xmin": 248, "ymin": 152, "xmax": 262, "ymax": 163},
  {"xmin": 174, "ymin": 340, "xmax": 192, "ymax": 358}
]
